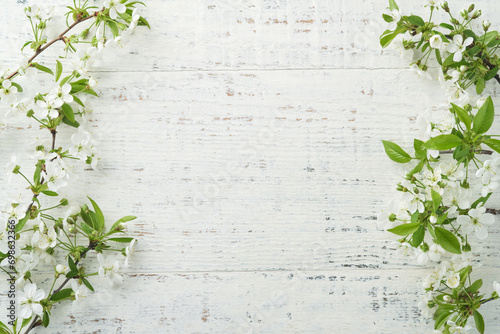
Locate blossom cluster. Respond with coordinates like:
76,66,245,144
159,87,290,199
380,1,500,333
0,1,148,333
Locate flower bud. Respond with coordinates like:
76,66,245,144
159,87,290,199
420,242,429,252
461,9,469,19
443,295,452,302
462,243,472,252
441,2,449,12
12,165,20,174
389,213,397,222
468,4,475,12
483,20,491,31
472,10,481,19
429,215,437,224
59,198,69,206
460,65,468,72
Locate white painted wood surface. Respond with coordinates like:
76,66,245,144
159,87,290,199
2,0,500,333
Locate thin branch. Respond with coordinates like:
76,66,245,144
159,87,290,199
5,10,101,81
439,149,493,155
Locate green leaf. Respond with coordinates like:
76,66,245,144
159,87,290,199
424,134,462,150
439,23,454,30
42,310,49,328
82,278,95,292
407,160,424,177
474,310,485,334
485,66,499,81
10,82,23,93
473,96,494,134
137,16,150,29
387,222,420,236
65,270,78,278
50,288,73,302
80,222,94,236
410,225,425,247
468,279,483,294
431,189,441,211
463,29,477,40
382,14,394,23
32,62,54,76
88,197,105,232
382,140,412,163
407,15,424,27
471,193,492,209
413,139,426,159
62,115,80,128
15,214,29,232
55,60,63,82
108,21,119,37
380,27,407,48
434,309,452,329
61,103,75,123
72,95,84,107
68,255,77,272
107,237,136,243
476,77,485,94
481,31,498,45
41,190,58,196
484,138,500,154
434,226,461,254
435,49,442,65
388,0,399,11
80,206,95,229
450,103,471,129
110,215,137,232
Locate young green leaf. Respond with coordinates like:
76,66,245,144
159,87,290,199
407,15,424,27
387,222,420,236
61,103,75,123
107,237,136,243
42,310,49,327
15,214,29,232
88,197,105,232
434,226,461,254
41,190,58,196
484,138,500,154
476,77,485,95
50,288,73,302
473,96,494,134
68,255,77,272
431,189,441,211
468,279,483,294
474,310,485,334
424,134,462,150
32,62,54,76
82,278,95,292
55,60,63,82
450,103,471,129
410,225,425,247
382,140,412,163
109,215,137,232
388,0,399,11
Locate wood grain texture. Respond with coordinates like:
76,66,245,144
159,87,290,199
2,0,500,333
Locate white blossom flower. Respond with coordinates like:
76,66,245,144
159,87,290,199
429,35,442,49
104,0,126,20
97,253,123,286
71,280,91,306
0,80,18,105
442,185,469,215
447,35,473,62
457,206,495,240
69,126,92,160
428,243,445,261
36,98,60,119
446,272,460,288
447,320,471,333
124,239,137,267
18,283,45,319
493,281,500,296
426,0,444,7
55,263,69,275
476,156,500,184
423,262,447,290
47,83,73,105
410,64,432,80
